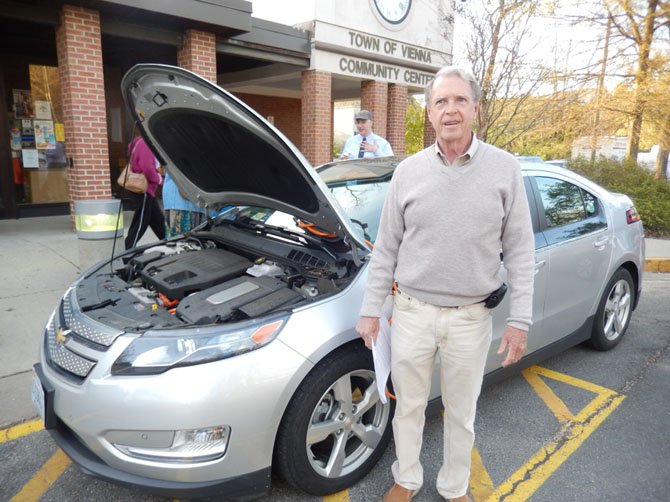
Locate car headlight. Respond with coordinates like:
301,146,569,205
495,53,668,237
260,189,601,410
112,313,288,376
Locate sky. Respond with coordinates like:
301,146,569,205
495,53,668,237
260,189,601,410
250,0,314,25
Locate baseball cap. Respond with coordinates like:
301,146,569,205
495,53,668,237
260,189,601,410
354,110,373,121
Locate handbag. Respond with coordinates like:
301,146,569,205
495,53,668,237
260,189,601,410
117,164,148,194
117,140,148,194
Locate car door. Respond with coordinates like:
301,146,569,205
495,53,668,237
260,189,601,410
530,173,613,341
485,175,550,372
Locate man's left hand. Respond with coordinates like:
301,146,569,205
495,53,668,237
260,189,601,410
497,326,527,367
363,141,378,154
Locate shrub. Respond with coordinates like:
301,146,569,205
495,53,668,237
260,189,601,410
569,157,670,237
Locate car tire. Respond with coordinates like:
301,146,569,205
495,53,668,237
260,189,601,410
274,343,394,495
589,268,635,351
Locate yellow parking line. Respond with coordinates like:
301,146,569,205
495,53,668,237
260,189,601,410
529,365,614,395
522,368,575,423
0,419,43,443
324,490,350,501
470,447,494,500
9,449,71,502
486,370,625,501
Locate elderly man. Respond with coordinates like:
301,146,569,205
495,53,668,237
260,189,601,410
340,109,393,159
356,66,535,501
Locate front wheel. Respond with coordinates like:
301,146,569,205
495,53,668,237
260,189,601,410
274,344,394,495
589,268,634,351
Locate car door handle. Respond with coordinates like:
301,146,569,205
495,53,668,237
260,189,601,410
534,260,546,274
594,237,609,248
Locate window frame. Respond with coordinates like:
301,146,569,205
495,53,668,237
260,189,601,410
526,173,608,248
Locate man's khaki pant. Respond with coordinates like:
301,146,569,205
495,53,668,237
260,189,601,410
390,288,492,499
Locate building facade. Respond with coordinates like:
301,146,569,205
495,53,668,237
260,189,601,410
0,0,452,220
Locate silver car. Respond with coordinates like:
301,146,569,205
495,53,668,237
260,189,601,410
32,65,645,499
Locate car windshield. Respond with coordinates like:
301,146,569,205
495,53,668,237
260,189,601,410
318,159,396,243
214,159,397,245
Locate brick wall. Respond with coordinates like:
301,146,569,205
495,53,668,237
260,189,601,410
361,80,388,138
387,84,407,155
301,70,332,165
234,93,302,149
56,4,111,214
177,29,216,82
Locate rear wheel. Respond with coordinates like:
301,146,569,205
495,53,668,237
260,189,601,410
589,268,634,351
274,344,394,495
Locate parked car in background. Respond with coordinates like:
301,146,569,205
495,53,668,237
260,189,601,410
32,65,645,500
515,155,544,162
545,159,568,168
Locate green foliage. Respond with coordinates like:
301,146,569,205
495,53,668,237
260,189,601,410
569,157,670,236
405,96,425,155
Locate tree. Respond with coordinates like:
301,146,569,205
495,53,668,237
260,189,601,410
604,0,668,160
454,0,554,148
643,54,670,178
405,96,424,155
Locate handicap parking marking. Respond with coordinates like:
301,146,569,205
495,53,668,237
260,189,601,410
1,365,625,502
484,365,626,501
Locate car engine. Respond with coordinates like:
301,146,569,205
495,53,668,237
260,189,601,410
73,226,355,333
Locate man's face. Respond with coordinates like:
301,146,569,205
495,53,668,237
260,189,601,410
355,119,373,137
427,75,479,147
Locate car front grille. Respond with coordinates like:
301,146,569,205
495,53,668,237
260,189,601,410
44,288,124,383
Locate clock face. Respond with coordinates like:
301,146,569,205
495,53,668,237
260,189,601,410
373,0,412,25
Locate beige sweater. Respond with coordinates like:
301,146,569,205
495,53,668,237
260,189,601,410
360,143,535,330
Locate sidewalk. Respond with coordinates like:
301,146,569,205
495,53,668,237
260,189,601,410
0,214,669,428
644,238,670,272
0,213,159,428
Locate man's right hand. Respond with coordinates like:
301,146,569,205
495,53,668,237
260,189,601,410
356,316,380,350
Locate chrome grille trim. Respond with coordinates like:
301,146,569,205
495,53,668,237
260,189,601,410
64,288,124,347
44,288,126,382
46,314,95,379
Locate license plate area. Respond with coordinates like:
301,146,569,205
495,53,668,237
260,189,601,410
31,370,45,421
31,364,57,429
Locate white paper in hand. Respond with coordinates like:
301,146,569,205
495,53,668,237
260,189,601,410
372,314,392,404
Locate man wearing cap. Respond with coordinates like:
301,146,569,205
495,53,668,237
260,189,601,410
340,110,394,160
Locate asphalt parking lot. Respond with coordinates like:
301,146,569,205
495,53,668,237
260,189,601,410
2,272,669,501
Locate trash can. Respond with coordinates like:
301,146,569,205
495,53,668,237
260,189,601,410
74,199,125,270
74,199,123,240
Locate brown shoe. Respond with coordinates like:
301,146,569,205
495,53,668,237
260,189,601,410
383,483,419,502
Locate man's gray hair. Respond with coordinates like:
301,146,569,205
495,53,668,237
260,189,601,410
424,66,482,105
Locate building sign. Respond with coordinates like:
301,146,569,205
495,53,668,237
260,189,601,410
313,21,448,71
313,50,434,87
311,20,446,89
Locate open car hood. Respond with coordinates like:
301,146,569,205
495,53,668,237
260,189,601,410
121,64,367,254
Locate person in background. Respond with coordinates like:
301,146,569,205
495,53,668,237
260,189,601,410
340,110,394,160
124,131,166,250
163,170,205,238
356,66,535,502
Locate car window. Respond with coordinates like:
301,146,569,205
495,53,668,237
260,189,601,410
523,176,547,250
534,176,607,245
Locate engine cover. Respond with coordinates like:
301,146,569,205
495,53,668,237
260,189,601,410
139,248,252,299
176,275,302,324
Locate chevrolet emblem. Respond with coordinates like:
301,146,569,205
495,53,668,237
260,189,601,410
55,327,72,345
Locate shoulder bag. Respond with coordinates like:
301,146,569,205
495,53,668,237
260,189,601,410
117,140,148,194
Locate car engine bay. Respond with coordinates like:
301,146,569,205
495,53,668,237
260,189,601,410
74,225,358,333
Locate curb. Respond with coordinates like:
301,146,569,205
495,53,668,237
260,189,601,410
643,259,670,273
